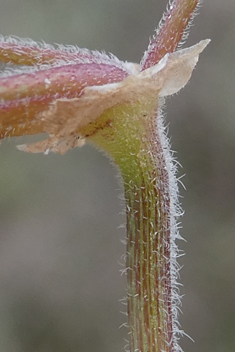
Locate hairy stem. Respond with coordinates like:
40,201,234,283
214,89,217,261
141,0,199,69
81,96,179,352
124,117,175,352
125,146,173,352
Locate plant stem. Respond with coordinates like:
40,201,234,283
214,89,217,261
82,95,179,352
124,120,175,352
141,0,199,69
125,156,173,352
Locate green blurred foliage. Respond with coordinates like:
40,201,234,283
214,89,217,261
0,0,235,351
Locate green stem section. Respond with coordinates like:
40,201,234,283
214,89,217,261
83,97,176,352
125,163,173,352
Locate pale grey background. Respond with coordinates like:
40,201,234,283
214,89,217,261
0,1,234,352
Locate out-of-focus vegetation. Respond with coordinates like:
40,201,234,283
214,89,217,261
0,1,234,351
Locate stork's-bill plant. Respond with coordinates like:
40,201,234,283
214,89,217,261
0,1,209,351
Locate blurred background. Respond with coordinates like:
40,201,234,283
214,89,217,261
0,0,234,351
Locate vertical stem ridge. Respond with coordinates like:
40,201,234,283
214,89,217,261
85,100,180,352
124,120,175,352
